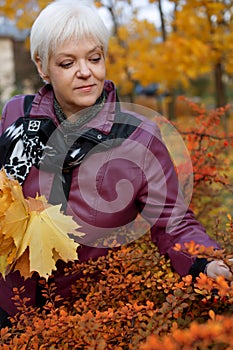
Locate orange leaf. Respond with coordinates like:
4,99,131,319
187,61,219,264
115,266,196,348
209,310,216,320
26,195,50,212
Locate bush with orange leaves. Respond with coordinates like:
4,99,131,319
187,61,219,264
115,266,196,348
0,221,233,350
0,99,233,349
176,98,233,232
140,314,233,350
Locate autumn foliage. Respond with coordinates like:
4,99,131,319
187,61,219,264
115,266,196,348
0,99,233,349
2,231,233,349
0,169,83,279
2,0,233,108
176,98,233,229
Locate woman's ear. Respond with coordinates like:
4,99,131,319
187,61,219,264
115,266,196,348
35,56,50,83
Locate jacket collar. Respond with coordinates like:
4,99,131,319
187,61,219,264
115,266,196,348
30,80,118,135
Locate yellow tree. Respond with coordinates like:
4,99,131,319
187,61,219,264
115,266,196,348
0,0,49,28
96,0,144,100
106,19,160,98
169,0,233,110
97,0,214,118
106,6,210,117
2,0,233,115
105,0,233,117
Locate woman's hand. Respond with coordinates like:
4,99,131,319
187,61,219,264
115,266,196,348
206,260,233,280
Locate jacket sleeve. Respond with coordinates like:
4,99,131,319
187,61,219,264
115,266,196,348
0,95,25,135
137,126,220,277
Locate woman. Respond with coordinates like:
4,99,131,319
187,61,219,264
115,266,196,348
0,0,231,327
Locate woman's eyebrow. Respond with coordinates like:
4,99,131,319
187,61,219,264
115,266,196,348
88,45,104,54
55,45,103,58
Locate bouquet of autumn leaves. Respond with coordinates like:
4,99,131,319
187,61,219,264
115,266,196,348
0,169,83,280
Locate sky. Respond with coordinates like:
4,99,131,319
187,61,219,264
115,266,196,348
98,0,174,31
135,0,174,23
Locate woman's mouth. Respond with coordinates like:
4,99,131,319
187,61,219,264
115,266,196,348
76,84,95,92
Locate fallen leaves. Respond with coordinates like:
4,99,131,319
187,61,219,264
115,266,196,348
0,169,83,279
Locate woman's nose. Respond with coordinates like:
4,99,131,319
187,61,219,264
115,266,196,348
76,61,91,78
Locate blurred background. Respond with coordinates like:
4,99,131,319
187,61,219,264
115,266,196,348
1,0,233,125
0,0,233,241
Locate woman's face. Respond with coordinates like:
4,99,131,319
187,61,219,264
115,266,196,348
36,38,106,117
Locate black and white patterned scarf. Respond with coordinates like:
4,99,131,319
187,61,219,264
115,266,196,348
0,92,106,184
0,117,56,184
0,92,139,186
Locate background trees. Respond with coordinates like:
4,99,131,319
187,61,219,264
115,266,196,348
1,0,233,117
0,2,233,347
0,0,232,226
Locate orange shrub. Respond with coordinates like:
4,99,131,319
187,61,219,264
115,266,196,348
0,223,232,349
1,99,233,349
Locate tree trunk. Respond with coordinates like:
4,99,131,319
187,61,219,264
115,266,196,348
214,62,228,135
157,0,177,119
166,91,176,120
158,0,166,41
214,62,227,108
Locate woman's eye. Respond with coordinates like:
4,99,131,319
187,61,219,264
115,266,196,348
59,61,73,69
89,56,101,63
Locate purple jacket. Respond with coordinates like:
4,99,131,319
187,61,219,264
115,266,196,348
0,81,219,316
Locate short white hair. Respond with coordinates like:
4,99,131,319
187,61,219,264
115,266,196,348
30,0,110,73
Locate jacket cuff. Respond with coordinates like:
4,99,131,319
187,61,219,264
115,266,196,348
188,258,209,280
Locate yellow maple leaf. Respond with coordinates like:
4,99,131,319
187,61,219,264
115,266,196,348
0,255,9,279
0,186,12,216
0,169,29,247
14,249,31,280
26,195,50,212
0,169,17,215
0,235,14,255
16,204,83,279
0,169,29,277
3,199,29,249
0,169,84,280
